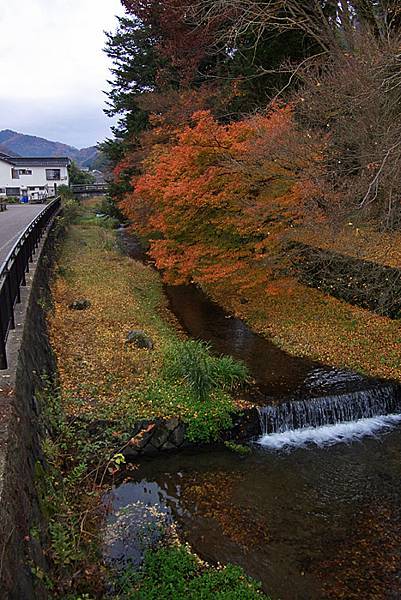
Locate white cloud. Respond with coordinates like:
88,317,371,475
0,0,124,147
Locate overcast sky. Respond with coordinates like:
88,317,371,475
0,0,124,148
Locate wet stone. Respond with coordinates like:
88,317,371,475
125,330,154,350
169,425,185,447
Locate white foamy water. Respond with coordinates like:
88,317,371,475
256,414,401,451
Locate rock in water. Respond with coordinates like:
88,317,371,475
69,299,91,310
126,330,154,349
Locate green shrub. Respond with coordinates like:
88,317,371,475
211,354,249,391
58,184,75,200
116,546,270,599
135,379,235,443
62,198,81,224
163,340,248,401
99,195,124,221
184,390,235,443
76,214,119,229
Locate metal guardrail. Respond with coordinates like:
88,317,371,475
0,199,7,212
0,197,61,369
70,183,108,194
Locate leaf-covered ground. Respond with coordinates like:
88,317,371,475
293,222,401,268
210,279,401,382
48,215,186,420
48,207,248,438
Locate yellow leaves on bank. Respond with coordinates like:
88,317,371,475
48,222,169,419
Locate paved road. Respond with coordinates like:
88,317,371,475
0,204,46,265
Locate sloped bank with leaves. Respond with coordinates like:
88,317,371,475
48,200,250,447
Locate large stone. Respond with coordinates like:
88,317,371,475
150,425,170,449
69,299,91,310
165,417,180,432
125,330,154,350
161,441,177,451
123,447,139,460
169,424,185,447
129,423,155,449
141,443,159,456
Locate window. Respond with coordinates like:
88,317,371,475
11,168,19,179
6,187,20,196
18,169,32,175
46,169,61,181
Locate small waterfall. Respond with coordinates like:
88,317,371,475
257,384,401,450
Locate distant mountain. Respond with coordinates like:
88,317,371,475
0,129,100,168
0,143,19,157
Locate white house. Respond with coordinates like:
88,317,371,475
0,152,70,201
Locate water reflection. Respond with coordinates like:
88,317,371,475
105,434,401,599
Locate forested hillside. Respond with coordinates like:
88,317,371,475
0,129,100,168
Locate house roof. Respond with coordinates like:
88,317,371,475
0,152,70,167
0,152,14,164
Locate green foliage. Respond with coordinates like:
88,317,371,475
137,380,235,443
3,195,19,204
34,384,132,595
135,340,249,442
58,184,75,200
184,390,235,443
163,340,215,401
224,441,251,455
99,195,125,221
48,520,82,566
61,198,81,225
97,215,120,230
76,213,119,230
163,340,248,401
115,545,269,599
68,160,96,185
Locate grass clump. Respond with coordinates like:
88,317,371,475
136,380,236,443
163,340,248,401
151,340,248,442
76,213,119,229
115,546,269,599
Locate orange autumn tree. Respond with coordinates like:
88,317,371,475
121,105,323,292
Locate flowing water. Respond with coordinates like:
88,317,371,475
257,384,401,450
108,231,401,598
105,436,401,599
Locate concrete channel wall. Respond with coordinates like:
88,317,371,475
0,222,59,599
294,242,401,318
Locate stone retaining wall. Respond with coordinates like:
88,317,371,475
0,219,61,599
294,242,401,318
87,407,261,461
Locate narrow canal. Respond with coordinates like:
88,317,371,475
105,230,401,599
